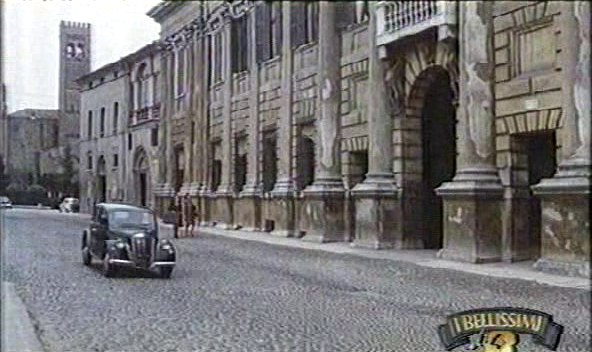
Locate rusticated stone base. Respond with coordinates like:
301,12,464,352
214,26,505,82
233,195,261,231
261,197,295,237
532,184,590,278
210,194,233,230
351,195,400,249
299,191,345,243
437,193,503,264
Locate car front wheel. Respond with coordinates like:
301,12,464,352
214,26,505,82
159,267,173,279
102,253,116,277
81,239,91,266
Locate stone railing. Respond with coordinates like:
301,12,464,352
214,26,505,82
376,1,457,46
129,103,161,126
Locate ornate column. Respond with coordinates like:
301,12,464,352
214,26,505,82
301,2,345,243
164,51,176,194
214,15,234,229
268,2,296,237
198,26,212,226
238,5,262,231
532,1,590,277
436,1,503,263
351,1,400,249
191,29,203,193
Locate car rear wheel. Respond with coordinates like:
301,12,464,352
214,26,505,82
102,253,116,278
81,236,91,266
159,267,173,279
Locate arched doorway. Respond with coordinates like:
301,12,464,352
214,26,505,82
408,67,456,249
133,147,150,206
96,156,107,203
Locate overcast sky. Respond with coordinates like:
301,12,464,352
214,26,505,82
3,0,161,113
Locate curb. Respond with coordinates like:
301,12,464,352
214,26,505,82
1,282,45,352
193,226,591,291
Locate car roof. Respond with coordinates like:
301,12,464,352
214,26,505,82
0,196,9,201
97,202,152,212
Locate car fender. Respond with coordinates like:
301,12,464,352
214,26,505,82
105,240,125,259
156,239,176,262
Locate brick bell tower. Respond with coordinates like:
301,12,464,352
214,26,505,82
58,20,91,144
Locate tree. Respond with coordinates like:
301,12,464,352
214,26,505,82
0,155,9,193
60,144,77,196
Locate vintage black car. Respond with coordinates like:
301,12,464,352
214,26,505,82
81,203,176,278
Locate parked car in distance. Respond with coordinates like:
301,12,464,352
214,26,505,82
81,203,176,278
59,197,79,213
0,196,13,209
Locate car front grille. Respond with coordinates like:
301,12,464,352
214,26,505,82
131,234,153,266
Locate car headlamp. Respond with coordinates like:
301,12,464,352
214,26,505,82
115,241,126,249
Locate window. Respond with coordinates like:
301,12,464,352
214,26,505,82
210,32,223,84
113,154,119,168
128,133,132,150
87,111,93,139
212,160,222,192
88,82,93,89
151,127,158,147
113,102,119,134
175,49,185,97
231,15,249,73
296,136,315,190
291,2,318,48
87,153,92,170
137,63,147,108
256,2,282,63
262,132,277,193
99,108,105,137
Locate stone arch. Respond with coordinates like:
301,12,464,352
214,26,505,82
404,41,458,107
401,63,457,249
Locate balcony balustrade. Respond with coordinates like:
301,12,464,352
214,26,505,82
129,103,161,126
376,1,457,46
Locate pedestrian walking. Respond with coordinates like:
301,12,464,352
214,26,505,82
183,193,194,237
174,195,183,238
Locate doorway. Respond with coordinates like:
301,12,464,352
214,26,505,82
139,172,147,206
420,69,456,249
523,131,556,258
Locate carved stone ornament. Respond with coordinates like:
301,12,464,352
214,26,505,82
384,58,405,117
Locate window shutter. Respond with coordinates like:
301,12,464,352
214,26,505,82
290,2,306,48
256,3,271,63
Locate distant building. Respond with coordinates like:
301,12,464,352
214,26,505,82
1,109,60,183
77,42,161,213
0,21,91,195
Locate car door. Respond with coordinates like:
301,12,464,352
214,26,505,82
90,207,108,257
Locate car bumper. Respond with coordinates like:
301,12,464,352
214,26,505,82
109,259,175,270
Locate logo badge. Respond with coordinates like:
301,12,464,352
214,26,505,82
438,307,564,351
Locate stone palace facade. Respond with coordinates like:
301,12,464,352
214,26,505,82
146,1,590,277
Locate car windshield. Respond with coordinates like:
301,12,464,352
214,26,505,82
64,198,79,204
108,209,155,230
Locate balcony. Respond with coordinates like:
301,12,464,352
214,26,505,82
376,1,457,46
129,103,161,126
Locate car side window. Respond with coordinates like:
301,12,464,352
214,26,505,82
98,209,108,226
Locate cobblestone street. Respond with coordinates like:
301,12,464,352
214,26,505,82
2,208,591,352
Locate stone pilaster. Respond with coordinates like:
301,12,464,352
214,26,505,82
351,2,400,249
436,1,503,263
532,1,590,277
269,2,296,237
198,33,211,227
301,2,345,243
238,6,262,231
213,18,234,229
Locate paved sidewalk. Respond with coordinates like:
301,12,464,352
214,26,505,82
1,282,45,352
159,222,591,290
